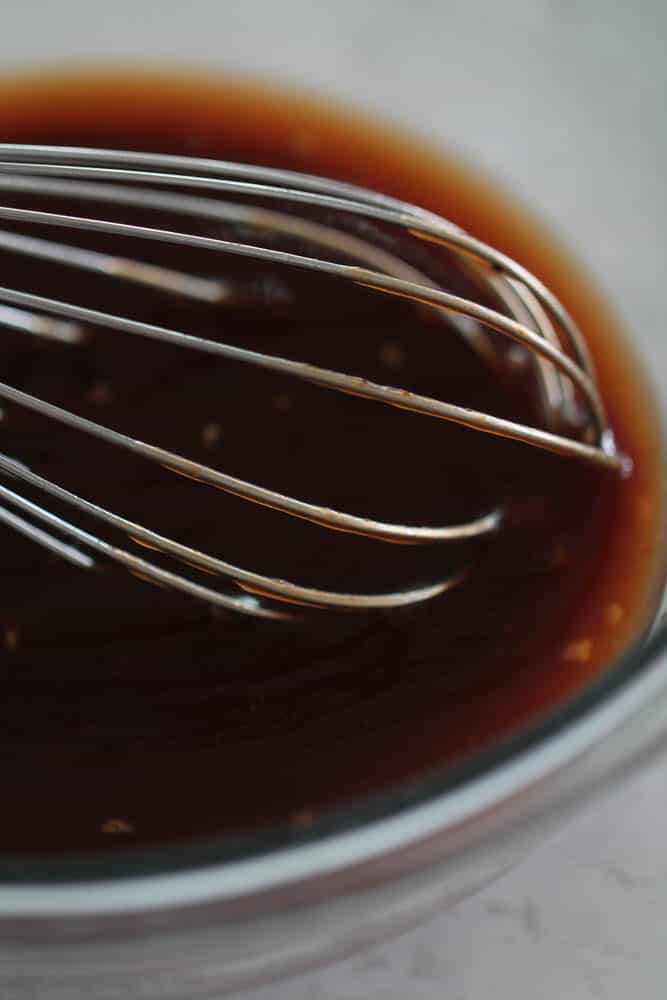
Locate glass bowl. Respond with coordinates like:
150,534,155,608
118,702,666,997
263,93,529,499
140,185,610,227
0,4,665,997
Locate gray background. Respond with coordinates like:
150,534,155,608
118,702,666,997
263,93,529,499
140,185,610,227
1,1,666,997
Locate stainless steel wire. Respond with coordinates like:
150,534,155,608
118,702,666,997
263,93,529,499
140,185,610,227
0,145,625,620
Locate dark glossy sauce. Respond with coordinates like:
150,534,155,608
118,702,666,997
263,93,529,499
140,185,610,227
0,71,663,856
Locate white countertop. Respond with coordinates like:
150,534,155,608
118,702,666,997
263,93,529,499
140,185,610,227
2,1,666,996
243,756,667,999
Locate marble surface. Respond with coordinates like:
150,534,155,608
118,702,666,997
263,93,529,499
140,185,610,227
243,754,667,1000
2,1,667,996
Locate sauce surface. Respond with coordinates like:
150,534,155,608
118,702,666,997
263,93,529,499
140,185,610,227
0,70,663,856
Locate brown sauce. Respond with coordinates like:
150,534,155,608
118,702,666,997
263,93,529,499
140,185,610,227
0,69,664,857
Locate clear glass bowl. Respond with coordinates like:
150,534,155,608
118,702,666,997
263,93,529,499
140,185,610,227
1,4,666,997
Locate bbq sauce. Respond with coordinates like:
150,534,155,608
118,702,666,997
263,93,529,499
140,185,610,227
0,70,663,857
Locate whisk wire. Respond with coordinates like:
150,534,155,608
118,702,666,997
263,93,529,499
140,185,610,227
0,145,623,619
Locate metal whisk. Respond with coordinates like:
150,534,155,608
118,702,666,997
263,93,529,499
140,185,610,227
0,144,625,621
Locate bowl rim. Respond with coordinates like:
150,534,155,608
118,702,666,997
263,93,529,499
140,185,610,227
1,615,666,916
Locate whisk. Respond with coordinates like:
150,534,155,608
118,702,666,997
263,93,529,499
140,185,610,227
0,144,625,621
